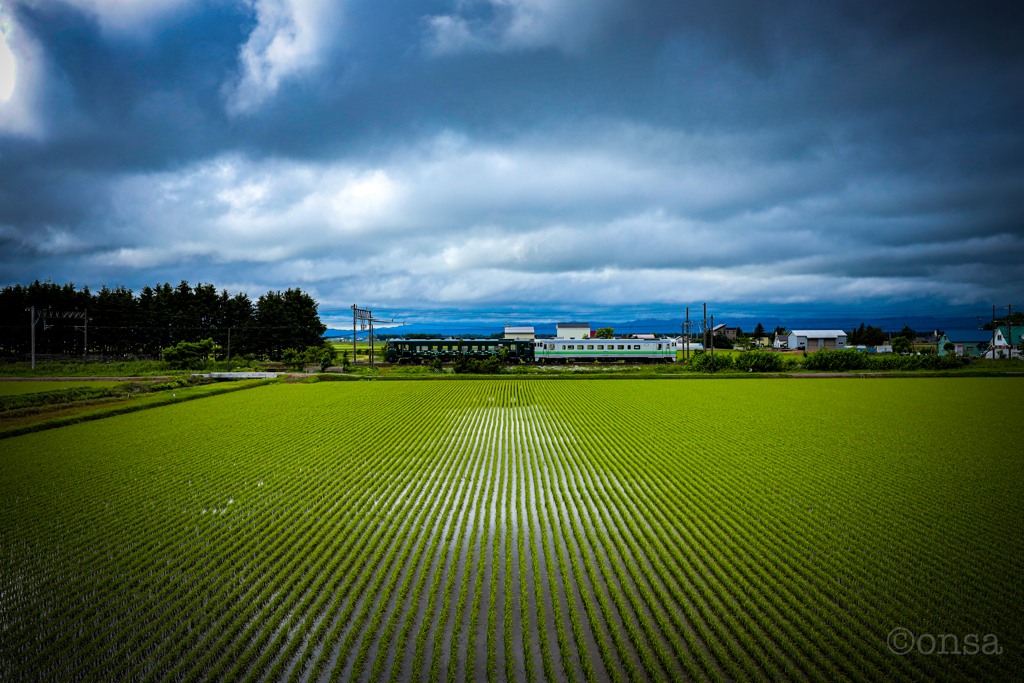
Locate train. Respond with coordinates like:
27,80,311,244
385,337,680,364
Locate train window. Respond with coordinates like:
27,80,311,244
567,345,574,350
634,345,641,350
617,344,624,350
597,345,603,350
658,344,662,350
587,345,594,350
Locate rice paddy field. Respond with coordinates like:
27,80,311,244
1,378,1021,682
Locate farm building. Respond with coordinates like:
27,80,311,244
773,333,789,349
503,326,535,340
556,322,591,339
999,325,1023,348
937,330,995,356
787,330,847,352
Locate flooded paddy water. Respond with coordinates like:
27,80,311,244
1,378,1021,682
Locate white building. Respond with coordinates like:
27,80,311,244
980,329,1019,358
773,334,789,349
787,330,847,352
556,322,591,339
503,326,535,340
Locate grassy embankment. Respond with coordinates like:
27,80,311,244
0,377,275,439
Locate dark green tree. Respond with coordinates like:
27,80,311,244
255,288,327,361
163,338,215,370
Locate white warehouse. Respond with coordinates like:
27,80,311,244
787,330,847,352
556,322,591,339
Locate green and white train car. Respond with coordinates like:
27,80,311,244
534,338,678,363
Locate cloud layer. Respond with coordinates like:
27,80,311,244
1,0,1022,320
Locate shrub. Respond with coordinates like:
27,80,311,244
452,355,504,374
162,338,215,370
803,349,869,371
686,351,734,372
734,350,785,372
805,349,969,372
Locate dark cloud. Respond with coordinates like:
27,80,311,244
0,0,1021,316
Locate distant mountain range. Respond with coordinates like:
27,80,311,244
324,313,984,339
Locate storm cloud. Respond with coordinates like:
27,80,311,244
1,0,1021,324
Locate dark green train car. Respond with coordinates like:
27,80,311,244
385,338,535,364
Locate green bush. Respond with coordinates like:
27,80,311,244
162,339,215,370
452,355,504,374
734,350,786,372
686,351,734,372
804,349,969,372
803,349,869,371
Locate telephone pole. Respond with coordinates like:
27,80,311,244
685,307,690,361
710,314,715,369
991,305,996,359
1006,305,1013,360
27,307,41,369
703,303,707,363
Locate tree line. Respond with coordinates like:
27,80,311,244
0,280,327,361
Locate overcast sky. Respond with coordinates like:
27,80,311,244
0,0,1021,327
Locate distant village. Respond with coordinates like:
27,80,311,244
378,319,1023,359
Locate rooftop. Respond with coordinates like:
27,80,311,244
504,326,535,333
940,330,997,343
789,330,847,337
557,322,590,327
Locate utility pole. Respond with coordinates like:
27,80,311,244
703,303,707,361
74,310,90,361
26,307,50,369
685,307,689,362
992,305,996,359
710,314,715,369
29,307,36,369
1006,305,1013,360
352,305,357,364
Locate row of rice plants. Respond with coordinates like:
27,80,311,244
159,387,443,683
290,385,476,683
543,380,1015,683
550,381,863,681
407,403,493,683
313,390,483,683
445,390,507,683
